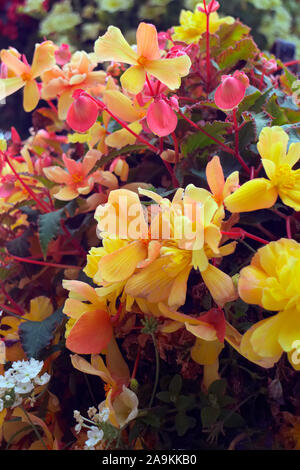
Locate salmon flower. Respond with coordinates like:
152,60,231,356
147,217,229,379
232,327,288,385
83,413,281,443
225,127,300,212
94,22,191,95
41,51,106,120
172,2,234,44
70,338,138,428
62,280,113,354
43,151,105,201
0,41,57,112
238,238,300,368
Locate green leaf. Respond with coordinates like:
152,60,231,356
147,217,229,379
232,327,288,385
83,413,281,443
217,38,258,70
168,374,182,401
216,21,250,52
19,307,65,359
201,406,220,428
38,209,64,258
264,95,287,126
156,391,171,403
208,379,227,398
175,412,196,437
182,122,231,157
6,228,31,257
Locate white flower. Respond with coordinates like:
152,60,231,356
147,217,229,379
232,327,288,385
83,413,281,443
85,426,103,449
75,423,82,434
14,381,34,395
0,374,15,390
0,398,3,412
98,406,110,423
87,407,97,419
34,373,50,386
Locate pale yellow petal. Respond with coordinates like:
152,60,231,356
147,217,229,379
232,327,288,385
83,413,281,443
23,79,40,112
224,178,278,213
94,26,138,65
145,55,191,90
120,65,146,95
201,264,237,307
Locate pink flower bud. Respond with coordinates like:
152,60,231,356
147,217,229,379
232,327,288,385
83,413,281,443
146,99,178,137
198,0,220,14
214,72,249,111
55,44,71,66
67,90,99,133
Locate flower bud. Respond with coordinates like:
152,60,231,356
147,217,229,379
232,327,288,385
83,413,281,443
214,72,249,111
67,90,99,133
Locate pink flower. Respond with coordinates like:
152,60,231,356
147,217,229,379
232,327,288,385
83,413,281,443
66,90,99,133
214,71,249,111
55,44,71,66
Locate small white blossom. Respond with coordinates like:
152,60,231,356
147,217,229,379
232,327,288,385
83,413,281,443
14,381,34,395
85,426,103,449
0,399,3,412
34,373,50,386
87,407,97,419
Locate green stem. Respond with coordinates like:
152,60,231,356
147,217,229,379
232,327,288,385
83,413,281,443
149,333,160,409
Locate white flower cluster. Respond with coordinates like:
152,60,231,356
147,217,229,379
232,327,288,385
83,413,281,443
0,359,50,412
73,405,110,450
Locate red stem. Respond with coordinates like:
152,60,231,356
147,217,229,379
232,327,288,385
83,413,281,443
1,284,25,315
221,230,269,245
8,254,82,270
0,303,25,316
205,9,211,93
131,346,141,380
146,75,155,96
2,151,50,213
84,94,160,154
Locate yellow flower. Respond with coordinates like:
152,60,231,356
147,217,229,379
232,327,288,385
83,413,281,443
0,41,57,112
94,22,191,95
238,238,300,368
172,2,234,44
225,127,300,212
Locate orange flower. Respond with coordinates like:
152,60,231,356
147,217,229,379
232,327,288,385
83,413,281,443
94,22,191,95
0,41,57,112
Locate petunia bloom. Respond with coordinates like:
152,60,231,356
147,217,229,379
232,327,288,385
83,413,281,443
94,22,191,95
225,127,300,212
0,41,57,112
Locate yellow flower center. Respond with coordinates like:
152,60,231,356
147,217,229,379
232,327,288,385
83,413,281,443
274,164,296,190
72,173,83,184
137,55,148,66
21,72,32,82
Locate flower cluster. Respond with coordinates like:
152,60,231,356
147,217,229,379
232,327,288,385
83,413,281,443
0,359,50,412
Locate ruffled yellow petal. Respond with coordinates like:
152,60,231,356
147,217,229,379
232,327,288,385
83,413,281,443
136,22,161,61
105,121,142,148
54,186,78,200
103,90,142,122
0,77,24,101
278,308,300,352
145,55,191,90
240,320,282,368
238,265,267,306
94,26,138,65
120,65,146,95
100,241,147,283
257,126,289,165
191,338,224,365
0,49,28,75
224,178,278,213
286,142,300,168
201,264,237,307
30,41,57,79
23,79,40,112
250,314,284,358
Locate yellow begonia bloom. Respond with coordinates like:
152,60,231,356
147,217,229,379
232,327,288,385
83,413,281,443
238,238,300,368
172,2,234,44
225,127,300,213
94,22,191,95
0,41,57,112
